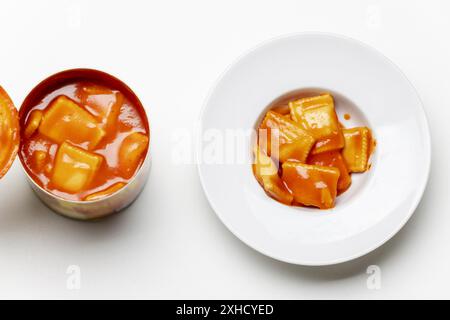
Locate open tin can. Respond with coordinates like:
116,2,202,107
0,69,150,220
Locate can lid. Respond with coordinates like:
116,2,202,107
0,86,20,179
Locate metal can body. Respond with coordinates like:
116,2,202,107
27,155,151,220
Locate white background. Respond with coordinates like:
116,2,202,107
0,0,447,299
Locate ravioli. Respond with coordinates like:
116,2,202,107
78,85,123,135
253,147,293,205
282,162,340,209
253,92,375,210
259,110,315,163
289,93,344,154
308,151,351,193
118,132,149,179
52,142,103,193
24,110,43,139
32,150,47,171
39,96,105,150
342,127,372,172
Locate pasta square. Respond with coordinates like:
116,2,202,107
289,93,344,154
24,110,43,139
52,142,103,193
39,96,105,150
253,147,293,205
259,110,315,163
308,151,352,194
79,85,124,135
342,127,372,172
282,162,340,209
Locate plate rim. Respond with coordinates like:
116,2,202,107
197,32,432,266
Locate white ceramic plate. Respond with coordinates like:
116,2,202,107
197,33,431,266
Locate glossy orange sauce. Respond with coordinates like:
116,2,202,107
20,81,149,201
